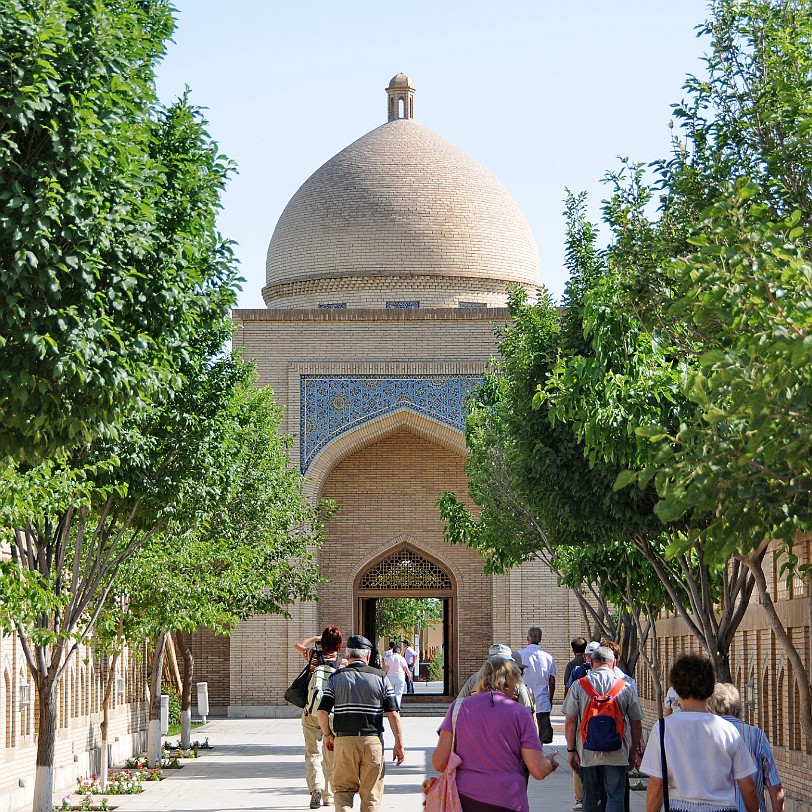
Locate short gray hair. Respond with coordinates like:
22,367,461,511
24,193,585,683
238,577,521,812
592,646,615,665
346,648,371,661
708,682,742,717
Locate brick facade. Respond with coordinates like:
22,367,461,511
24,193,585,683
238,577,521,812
0,635,148,812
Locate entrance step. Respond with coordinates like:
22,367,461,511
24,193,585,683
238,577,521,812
399,696,452,717
399,701,451,717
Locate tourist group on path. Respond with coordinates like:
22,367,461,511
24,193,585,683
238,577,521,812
293,626,784,812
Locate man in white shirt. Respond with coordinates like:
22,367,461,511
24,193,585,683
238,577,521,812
519,626,556,743
402,640,417,694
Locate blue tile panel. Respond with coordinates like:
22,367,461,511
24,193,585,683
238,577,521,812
300,374,482,472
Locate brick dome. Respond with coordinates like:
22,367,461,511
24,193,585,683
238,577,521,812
263,86,541,309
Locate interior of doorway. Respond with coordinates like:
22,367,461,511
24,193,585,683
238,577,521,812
359,597,452,697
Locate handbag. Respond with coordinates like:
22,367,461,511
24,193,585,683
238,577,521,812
425,698,464,812
659,717,670,812
284,650,321,708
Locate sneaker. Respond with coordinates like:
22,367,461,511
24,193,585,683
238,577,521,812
310,790,323,809
573,801,583,811
322,798,333,807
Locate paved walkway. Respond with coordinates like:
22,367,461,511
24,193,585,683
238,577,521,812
62,715,647,812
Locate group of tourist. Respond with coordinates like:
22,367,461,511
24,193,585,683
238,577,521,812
293,627,784,812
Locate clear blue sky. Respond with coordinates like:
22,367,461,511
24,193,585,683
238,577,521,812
155,2,710,309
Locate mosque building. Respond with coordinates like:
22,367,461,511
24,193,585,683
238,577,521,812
191,74,585,712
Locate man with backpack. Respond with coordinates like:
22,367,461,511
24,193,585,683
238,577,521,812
561,646,643,812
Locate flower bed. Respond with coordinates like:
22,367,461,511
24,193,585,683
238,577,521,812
56,796,116,811
75,766,162,797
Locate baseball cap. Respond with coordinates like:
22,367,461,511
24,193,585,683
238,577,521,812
347,635,373,650
584,641,601,656
486,644,526,670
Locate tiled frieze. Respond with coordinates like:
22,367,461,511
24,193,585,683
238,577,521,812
299,374,481,472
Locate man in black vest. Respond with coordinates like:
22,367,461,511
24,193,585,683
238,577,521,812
317,635,405,812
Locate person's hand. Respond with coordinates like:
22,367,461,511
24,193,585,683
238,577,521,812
547,751,559,772
392,742,405,765
324,732,335,752
568,750,580,773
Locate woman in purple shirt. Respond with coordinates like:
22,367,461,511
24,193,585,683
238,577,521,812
432,658,559,812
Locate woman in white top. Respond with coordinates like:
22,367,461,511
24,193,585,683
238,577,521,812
641,654,759,812
383,642,412,707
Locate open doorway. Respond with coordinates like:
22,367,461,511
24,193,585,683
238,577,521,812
359,597,451,695
355,544,456,697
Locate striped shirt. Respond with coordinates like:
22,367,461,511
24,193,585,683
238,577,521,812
318,662,398,736
721,716,781,812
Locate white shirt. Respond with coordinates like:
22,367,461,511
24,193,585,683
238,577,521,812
518,644,556,712
403,645,417,667
640,712,755,811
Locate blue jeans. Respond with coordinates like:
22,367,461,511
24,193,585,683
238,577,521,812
580,764,627,812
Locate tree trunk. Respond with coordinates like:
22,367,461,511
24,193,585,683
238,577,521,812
177,632,194,749
147,632,169,767
740,553,812,743
32,677,57,812
99,650,120,791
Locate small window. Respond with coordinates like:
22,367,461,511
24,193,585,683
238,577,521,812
318,303,347,309
386,300,420,309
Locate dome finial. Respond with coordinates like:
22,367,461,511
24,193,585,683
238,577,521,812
386,73,415,122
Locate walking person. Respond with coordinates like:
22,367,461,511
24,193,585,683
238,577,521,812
294,627,344,808
382,642,411,708
640,655,759,812
432,657,559,812
564,638,588,696
562,646,643,812
708,682,784,812
518,626,556,743
317,635,405,812
403,639,417,694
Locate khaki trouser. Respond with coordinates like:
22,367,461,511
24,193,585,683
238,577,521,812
302,713,334,801
574,768,584,802
332,735,385,812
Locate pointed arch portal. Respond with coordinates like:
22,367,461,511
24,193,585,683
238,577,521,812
355,544,457,697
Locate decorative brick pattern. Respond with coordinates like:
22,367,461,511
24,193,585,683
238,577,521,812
262,275,526,310
300,374,482,472
264,119,541,301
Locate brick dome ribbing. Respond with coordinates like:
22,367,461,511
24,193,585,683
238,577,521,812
263,118,541,308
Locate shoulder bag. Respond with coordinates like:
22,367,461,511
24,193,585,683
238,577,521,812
425,698,464,812
659,717,670,812
284,649,322,708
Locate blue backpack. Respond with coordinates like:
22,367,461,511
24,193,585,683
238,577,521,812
579,677,627,751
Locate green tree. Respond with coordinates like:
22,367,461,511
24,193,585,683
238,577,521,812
546,0,812,737
0,0,237,462
376,598,442,644
91,377,330,767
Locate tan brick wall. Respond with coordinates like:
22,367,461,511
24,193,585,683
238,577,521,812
262,274,523,310
635,537,812,812
0,633,149,812
186,629,230,712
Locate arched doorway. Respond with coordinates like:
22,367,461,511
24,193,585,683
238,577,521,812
355,544,456,697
